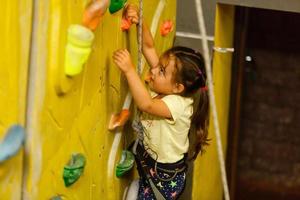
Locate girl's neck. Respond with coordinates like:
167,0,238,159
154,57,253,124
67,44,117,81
154,94,166,99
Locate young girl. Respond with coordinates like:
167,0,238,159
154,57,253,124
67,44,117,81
113,4,209,200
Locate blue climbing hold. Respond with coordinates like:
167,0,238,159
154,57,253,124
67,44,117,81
0,125,25,163
50,196,62,200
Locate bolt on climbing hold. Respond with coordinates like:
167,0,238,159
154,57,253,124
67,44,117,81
160,20,173,36
0,125,25,163
82,0,109,31
63,153,86,187
109,0,127,14
108,109,130,131
116,150,134,177
64,24,95,76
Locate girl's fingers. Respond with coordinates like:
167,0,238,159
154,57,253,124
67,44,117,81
114,49,126,57
127,13,138,19
131,18,138,24
113,55,124,64
118,49,128,57
115,50,123,57
113,58,123,66
127,10,138,15
126,8,138,16
113,49,129,63
112,55,121,63
113,51,124,61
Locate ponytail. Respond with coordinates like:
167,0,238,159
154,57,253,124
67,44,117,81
188,88,210,161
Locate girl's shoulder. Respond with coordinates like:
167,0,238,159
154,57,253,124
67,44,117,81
162,94,193,105
161,94,193,118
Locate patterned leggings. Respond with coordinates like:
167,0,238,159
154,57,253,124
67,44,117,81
137,166,186,200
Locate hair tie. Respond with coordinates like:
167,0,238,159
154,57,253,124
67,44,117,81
200,86,208,92
197,69,202,75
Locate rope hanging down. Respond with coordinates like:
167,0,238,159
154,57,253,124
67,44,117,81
195,0,230,199
137,0,143,75
132,0,144,154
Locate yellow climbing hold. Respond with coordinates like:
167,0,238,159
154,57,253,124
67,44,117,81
64,24,95,76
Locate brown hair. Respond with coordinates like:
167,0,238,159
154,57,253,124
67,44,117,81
163,46,210,160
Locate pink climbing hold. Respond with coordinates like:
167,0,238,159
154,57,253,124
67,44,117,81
160,20,173,36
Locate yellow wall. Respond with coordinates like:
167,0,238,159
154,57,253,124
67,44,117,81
0,0,32,200
192,4,235,200
22,0,176,199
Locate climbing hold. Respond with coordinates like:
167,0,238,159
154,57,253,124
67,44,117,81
82,0,109,31
109,0,127,14
64,24,95,76
63,153,86,187
50,195,62,200
160,20,173,36
121,18,132,31
0,125,25,163
108,109,130,131
116,150,134,177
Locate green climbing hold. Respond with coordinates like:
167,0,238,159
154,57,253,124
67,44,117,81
63,153,86,187
109,0,127,14
116,150,134,178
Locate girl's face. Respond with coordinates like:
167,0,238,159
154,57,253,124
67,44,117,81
146,55,179,95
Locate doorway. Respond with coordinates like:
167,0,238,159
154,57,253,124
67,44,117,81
227,7,300,200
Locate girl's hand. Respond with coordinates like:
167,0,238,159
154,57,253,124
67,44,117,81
113,49,135,74
123,4,139,25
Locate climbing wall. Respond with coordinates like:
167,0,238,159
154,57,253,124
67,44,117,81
0,0,32,199
21,0,176,199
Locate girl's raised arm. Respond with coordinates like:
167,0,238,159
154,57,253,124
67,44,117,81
140,21,159,68
113,49,171,119
124,4,159,68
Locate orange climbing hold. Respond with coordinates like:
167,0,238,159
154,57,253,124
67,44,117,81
108,109,130,131
82,0,109,31
121,18,132,31
160,20,173,36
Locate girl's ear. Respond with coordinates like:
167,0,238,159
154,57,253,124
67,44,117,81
173,83,185,94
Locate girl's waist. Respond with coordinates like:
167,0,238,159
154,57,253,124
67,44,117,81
142,139,188,163
136,142,187,171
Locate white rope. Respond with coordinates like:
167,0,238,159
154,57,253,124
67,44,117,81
194,0,230,199
137,0,143,75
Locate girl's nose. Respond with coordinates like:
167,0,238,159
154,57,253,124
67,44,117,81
145,72,151,83
150,67,158,76
145,69,154,83
150,68,157,79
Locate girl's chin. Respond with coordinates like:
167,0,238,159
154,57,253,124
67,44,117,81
148,84,154,91
145,80,152,88
145,80,157,93
147,84,155,92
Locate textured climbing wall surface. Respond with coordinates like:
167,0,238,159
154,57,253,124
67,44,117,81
23,0,176,199
192,4,234,200
0,0,32,200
